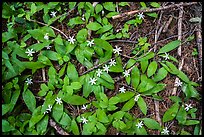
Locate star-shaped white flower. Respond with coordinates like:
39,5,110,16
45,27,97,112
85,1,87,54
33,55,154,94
25,48,35,56
89,77,97,85
82,14,85,21
163,52,170,60
136,121,143,129
161,127,170,135
25,77,33,85
96,69,103,77
44,33,49,40
43,111,49,115
50,11,57,18
103,64,110,73
119,86,126,93
55,97,62,105
46,105,52,112
68,36,76,44
134,94,140,102
87,39,94,47
175,79,182,87
81,104,88,110
123,70,130,77
113,46,122,55
81,116,88,124
45,45,52,49
138,12,144,20
109,59,116,66
184,104,192,111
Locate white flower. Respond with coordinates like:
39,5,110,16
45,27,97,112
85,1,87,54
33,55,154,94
81,104,88,110
163,52,170,60
46,105,52,112
96,69,103,77
44,33,49,40
25,48,35,56
55,97,63,105
136,121,143,129
109,59,116,66
184,104,192,111
43,111,49,114
89,77,97,85
138,12,144,20
113,46,122,55
123,70,130,77
50,11,57,18
81,116,88,124
45,45,52,49
68,36,76,44
25,78,33,85
175,79,182,87
134,94,140,102
161,127,170,135
82,14,85,21
103,64,110,73
119,86,126,93
87,39,94,47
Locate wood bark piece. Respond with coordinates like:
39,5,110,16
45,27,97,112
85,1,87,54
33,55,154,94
196,24,202,80
112,2,197,20
49,118,69,135
163,16,174,33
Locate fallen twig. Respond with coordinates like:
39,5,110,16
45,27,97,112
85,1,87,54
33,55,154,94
195,23,202,81
112,2,197,20
172,2,184,96
29,19,69,39
162,16,174,33
49,118,69,135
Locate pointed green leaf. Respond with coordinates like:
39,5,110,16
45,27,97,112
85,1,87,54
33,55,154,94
67,62,79,82
142,118,161,129
153,67,168,82
71,119,80,135
158,40,181,54
131,66,140,90
62,95,88,105
121,98,135,111
140,60,148,73
147,61,158,77
163,102,179,122
137,96,147,115
87,22,102,31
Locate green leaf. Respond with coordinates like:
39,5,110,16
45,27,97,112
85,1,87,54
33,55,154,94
140,60,149,73
2,104,11,116
142,118,161,129
137,52,154,61
51,103,63,122
59,112,71,126
101,71,114,84
169,96,182,103
96,25,113,34
22,89,36,113
2,119,15,132
136,126,147,135
94,38,113,51
71,82,82,90
71,119,80,135
121,98,135,111
176,106,187,125
137,96,147,115
97,77,114,89
95,4,103,14
42,50,58,61
126,58,137,69
103,2,115,11
109,96,120,105
31,3,37,14
109,56,123,72
87,22,102,31
83,74,93,98
29,106,44,128
63,95,88,105
96,109,109,123
36,115,49,135
147,61,158,77
158,40,181,54
59,64,67,77
69,2,77,10
116,91,135,103
76,28,88,43
95,122,107,135
67,62,79,82
165,61,179,75
150,2,160,8
162,102,179,122
177,70,190,83
54,34,63,45
119,2,129,7
184,120,200,125
153,67,168,82
68,16,84,27
131,66,140,90
194,124,200,135
180,130,192,135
